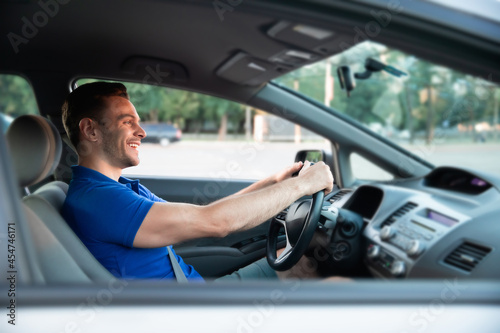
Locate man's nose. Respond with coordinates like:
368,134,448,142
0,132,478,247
137,124,147,138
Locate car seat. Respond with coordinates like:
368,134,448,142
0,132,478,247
6,115,114,283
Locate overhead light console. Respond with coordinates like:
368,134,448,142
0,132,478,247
215,20,355,86
267,21,338,55
215,52,282,86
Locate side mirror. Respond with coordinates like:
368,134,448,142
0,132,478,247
294,150,324,163
293,150,327,177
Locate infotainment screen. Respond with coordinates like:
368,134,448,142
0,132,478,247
426,209,457,227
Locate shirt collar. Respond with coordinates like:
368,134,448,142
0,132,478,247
118,175,140,193
71,165,141,193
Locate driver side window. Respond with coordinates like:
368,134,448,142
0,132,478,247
77,79,331,181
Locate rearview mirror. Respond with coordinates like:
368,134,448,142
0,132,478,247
337,66,355,97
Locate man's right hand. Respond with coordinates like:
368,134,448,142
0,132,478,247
296,161,334,196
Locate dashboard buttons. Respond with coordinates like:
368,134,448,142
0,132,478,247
390,260,406,277
332,241,351,261
367,245,381,259
407,240,425,257
366,245,406,278
380,226,396,241
390,235,410,251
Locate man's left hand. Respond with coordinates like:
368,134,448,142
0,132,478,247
273,161,304,183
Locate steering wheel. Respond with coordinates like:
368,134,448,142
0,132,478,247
266,190,325,271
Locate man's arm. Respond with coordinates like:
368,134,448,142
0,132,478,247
133,162,333,248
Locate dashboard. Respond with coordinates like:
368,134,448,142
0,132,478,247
327,166,500,279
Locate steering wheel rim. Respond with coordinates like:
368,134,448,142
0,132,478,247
266,191,325,271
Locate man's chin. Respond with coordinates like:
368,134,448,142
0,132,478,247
121,159,140,169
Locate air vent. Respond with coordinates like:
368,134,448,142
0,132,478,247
444,242,492,272
380,202,417,228
329,190,351,204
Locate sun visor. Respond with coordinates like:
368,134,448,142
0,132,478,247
216,52,288,86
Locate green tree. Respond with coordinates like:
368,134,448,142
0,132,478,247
0,75,38,116
198,94,245,139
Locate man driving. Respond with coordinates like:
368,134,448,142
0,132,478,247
61,82,333,281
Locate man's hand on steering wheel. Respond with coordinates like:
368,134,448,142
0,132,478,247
267,161,333,271
273,161,304,183
297,161,334,195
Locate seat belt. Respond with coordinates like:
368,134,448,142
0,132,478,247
167,246,188,283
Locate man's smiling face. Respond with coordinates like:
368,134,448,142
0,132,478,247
98,96,147,169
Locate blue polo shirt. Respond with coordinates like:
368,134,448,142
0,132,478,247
61,165,203,281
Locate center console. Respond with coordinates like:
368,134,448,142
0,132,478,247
364,199,467,278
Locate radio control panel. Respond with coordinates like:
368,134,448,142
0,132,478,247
366,204,466,278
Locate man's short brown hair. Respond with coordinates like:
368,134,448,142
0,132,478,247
62,82,129,149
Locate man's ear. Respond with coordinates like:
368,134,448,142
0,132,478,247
79,118,100,142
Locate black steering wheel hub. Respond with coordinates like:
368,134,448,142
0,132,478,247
285,200,313,245
267,191,324,271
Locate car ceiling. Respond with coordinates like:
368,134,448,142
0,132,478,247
1,0,499,129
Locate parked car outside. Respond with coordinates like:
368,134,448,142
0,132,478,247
139,122,181,146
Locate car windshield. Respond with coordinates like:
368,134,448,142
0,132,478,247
273,41,500,176
417,0,500,24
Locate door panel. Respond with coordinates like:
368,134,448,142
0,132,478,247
136,176,253,204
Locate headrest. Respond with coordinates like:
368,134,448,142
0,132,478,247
6,115,62,188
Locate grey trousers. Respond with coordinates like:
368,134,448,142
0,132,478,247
213,257,278,282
